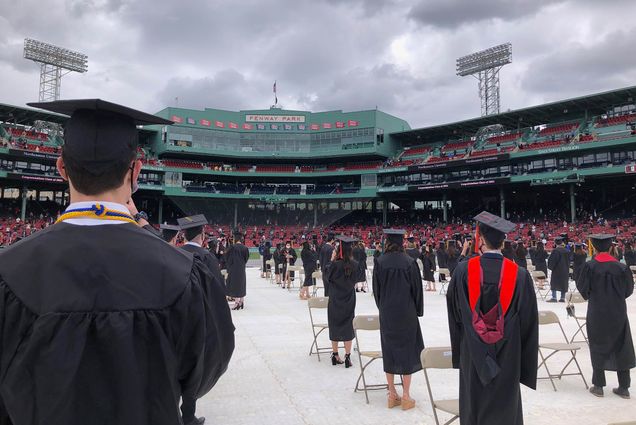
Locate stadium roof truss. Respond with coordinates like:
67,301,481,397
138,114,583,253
0,102,68,126
393,85,636,145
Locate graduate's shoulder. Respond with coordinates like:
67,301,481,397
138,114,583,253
377,252,415,269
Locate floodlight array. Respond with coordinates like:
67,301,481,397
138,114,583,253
24,38,88,73
456,43,511,76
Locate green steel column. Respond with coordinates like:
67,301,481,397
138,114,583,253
382,200,388,227
500,187,506,219
442,194,448,223
158,197,163,224
570,184,576,223
20,186,27,222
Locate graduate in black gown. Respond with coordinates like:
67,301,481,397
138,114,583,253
179,214,224,287
533,241,549,275
325,236,363,368
436,241,448,282
225,231,250,310
577,234,635,399
319,234,335,296
273,243,283,284
547,237,570,302
514,241,528,269
447,211,538,425
571,243,587,283
160,223,181,245
353,240,368,292
281,240,298,288
624,242,636,267
421,244,436,291
0,99,234,425
300,241,318,300
373,229,423,411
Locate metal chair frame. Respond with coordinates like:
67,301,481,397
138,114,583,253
307,297,331,361
566,292,589,345
421,347,460,425
438,268,451,295
537,310,589,391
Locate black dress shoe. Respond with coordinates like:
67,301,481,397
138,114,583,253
589,386,604,397
613,387,630,399
185,417,205,425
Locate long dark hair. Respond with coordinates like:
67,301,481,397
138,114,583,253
384,241,404,253
537,241,545,252
336,242,355,277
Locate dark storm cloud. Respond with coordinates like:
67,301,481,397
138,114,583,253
408,0,562,28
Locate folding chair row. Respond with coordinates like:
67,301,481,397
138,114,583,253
311,270,323,297
531,270,550,300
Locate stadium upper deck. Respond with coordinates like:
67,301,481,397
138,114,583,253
1,86,635,226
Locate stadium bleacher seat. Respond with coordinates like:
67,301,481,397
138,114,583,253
595,113,636,128
539,122,579,136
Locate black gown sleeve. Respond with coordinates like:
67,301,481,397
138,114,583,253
175,258,235,400
575,262,591,300
372,261,381,308
547,251,557,270
409,261,423,317
446,269,463,369
624,265,635,299
518,270,539,389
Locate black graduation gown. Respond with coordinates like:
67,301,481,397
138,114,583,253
181,243,224,287
301,248,318,287
325,259,362,341
437,249,449,269
353,246,367,282
571,252,587,283
548,247,570,292
421,251,436,281
533,249,548,275
281,248,297,278
406,247,420,261
576,257,635,372
514,248,528,269
447,254,538,425
624,249,636,267
273,248,282,275
225,243,249,297
319,243,334,296
0,222,235,425
372,252,424,374
448,252,460,276
528,247,536,266
262,247,272,271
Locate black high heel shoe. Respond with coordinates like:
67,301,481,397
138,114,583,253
232,303,244,311
344,353,352,368
331,352,344,365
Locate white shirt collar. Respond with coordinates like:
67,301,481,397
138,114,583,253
483,249,503,256
185,241,202,248
62,201,132,226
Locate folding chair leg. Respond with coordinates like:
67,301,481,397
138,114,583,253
572,354,589,389
538,349,558,391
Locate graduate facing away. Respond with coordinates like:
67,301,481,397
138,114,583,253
0,99,235,425
446,211,539,425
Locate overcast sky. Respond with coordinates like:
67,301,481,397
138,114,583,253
1,0,635,128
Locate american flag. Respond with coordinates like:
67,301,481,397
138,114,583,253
273,81,278,105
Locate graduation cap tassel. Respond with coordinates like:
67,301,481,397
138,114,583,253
588,238,593,257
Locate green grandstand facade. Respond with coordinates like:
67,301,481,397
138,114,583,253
1,86,636,226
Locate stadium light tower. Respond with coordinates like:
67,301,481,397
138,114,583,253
23,38,88,102
456,43,512,116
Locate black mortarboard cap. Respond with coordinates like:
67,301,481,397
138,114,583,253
555,237,564,244
589,234,614,252
384,228,406,244
177,214,208,230
473,211,515,234
27,99,172,172
336,235,357,244
159,223,180,242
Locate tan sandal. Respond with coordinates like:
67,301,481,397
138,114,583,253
388,394,401,409
401,398,416,411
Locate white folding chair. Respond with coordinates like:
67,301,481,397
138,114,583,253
287,265,303,291
307,297,330,361
438,268,451,295
421,347,460,425
312,270,323,297
566,292,588,345
531,270,549,300
266,259,275,283
537,310,588,391
352,315,402,403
